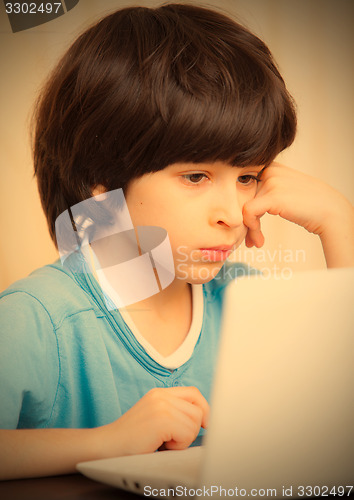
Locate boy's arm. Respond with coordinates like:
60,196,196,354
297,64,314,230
0,386,209,480
0,427,102,479
243,163,354,268
317,210,354,268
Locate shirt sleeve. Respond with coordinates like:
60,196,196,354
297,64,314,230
0,291,60,429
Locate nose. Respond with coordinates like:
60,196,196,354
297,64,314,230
210,184,244,229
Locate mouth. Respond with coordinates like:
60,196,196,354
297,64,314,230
199,245,235,262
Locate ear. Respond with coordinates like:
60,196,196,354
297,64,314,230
91,184,106,197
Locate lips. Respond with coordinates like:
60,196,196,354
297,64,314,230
201,245,234,251
199,244,235,262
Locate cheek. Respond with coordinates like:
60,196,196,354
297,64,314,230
128,201,176,230
125,190,159,224
238,186,258,206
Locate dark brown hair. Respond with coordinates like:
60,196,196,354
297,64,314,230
33,3,297,245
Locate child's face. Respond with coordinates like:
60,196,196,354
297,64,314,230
125,161,264,284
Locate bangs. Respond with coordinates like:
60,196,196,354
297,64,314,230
146,54,296,169
103,4,297,178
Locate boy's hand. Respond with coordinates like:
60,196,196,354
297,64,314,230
0,387,208,480
242,162,354,267
97,386,209,457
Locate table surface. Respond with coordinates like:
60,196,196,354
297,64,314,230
0,473,140,500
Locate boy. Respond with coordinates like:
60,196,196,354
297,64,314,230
0,3,353,480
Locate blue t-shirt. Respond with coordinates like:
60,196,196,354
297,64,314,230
0,255,253,430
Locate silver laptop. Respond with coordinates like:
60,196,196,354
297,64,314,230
77,268,354,498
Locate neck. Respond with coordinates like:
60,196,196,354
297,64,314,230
122,276,191,320
120,275,194,357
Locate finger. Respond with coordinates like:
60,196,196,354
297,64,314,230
165,386,209,428
245,227,264,248
158,403,203,450
165,394,206,431
243,196,282,228
245,230,254,248
242,202,264,230
163,413,201,450
245,217,265,248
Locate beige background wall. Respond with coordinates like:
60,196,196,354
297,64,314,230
0,0,353,291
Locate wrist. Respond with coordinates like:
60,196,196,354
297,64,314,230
317,196,354,238
89,424,115,460
91,420,131,460
318,204,354,268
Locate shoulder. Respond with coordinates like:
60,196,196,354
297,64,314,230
0,259,95,329
203,261,259,297
0,263,74,428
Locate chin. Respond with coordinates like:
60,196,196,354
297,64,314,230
178,262,225,285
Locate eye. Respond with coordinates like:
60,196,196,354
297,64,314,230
237,174,259,186
182,173,208,185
